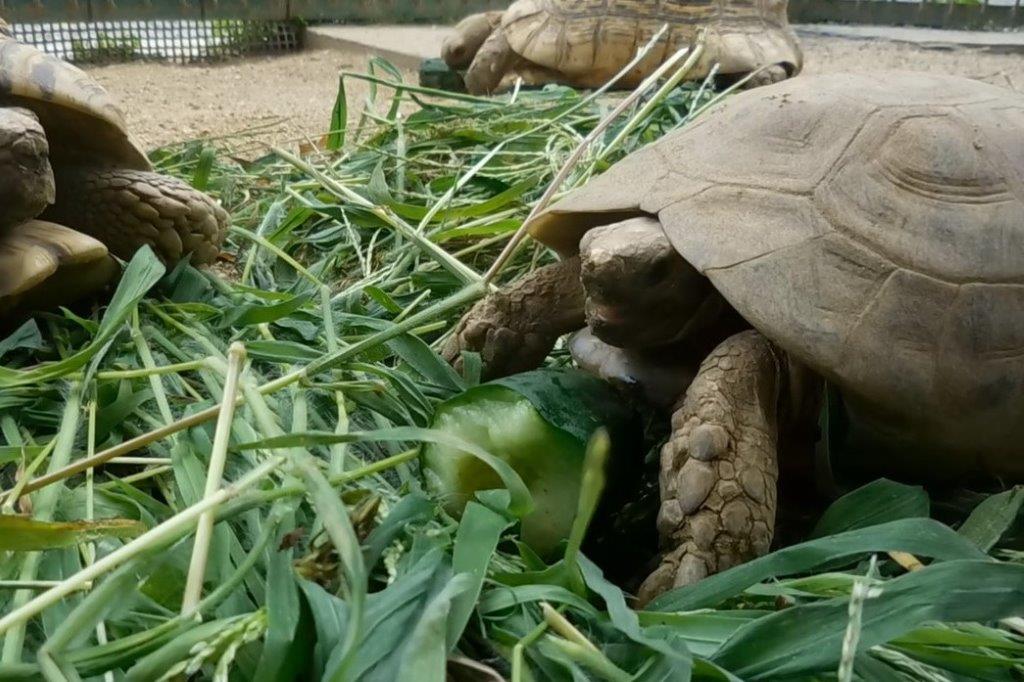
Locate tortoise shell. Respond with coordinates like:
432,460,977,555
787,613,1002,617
531,71,1024,466
0,22,150,170
502,0,803,85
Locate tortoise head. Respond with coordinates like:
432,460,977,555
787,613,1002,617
442,11,502,69
579,216,712,349
0,107,55,228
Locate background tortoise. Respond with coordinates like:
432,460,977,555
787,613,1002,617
443,71,1024,602
442,0,803,95
0,19,228,322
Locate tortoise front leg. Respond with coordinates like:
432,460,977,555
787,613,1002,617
443,256,585,380
637,330,785,605
42,166,229,266
442,11,504,69
464,28,521,95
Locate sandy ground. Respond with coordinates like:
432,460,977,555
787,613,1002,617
86,49,417,153
85,35,1024,153
797,34,1023,90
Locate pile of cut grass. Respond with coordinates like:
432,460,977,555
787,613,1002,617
0,57,1022,682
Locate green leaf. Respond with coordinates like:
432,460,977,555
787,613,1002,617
125,616,249,681
0,320,44,360
238,428,533,519
396,574,474,681
0,515,145,551
0,445,43,466
579,554,693,675
649,519,987,612
478,584,599,617
712,560,1024,679
958,486,1024,552
363,493,434,569
298,580,350,678
191,146,216,190
637,611,768,659
343,546,453,680
447,500,513,648
222,294,313,328
812,478,930,538
385,334,466,393
326,74,348,151
246,340,323,364
0,247,165,388
388,179,535,223
364,286,403,314
254,517,308,682
366,163,393,205
95,384,155,443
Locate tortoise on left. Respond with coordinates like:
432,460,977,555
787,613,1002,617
0,19,228,323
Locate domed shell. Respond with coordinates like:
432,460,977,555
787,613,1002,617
502,0,802,86
0,28,150,170
531,71,1024,454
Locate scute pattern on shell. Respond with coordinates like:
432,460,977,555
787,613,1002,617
0,30,150,169
503,0,802,84
532,70,1024,471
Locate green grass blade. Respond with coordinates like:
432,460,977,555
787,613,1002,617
811,479,930,538
326,74,348,151
0,516,144,551
238,428,533,519
713,560,1024,679
649,519,987,612
958,486,1024,552
447,501,513,649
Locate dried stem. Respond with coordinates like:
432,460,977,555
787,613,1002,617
180,342,247,617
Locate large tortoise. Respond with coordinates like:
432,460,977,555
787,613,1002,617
442,0,803,95
443,71,1024,603
0,20,228,321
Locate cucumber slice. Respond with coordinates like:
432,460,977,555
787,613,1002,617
422,368,639,557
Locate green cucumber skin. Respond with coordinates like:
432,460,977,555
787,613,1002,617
422,369,643,558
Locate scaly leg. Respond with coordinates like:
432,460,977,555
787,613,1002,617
43,166,229,266
442,11,504,69
442,256,585,380
464,27,520,96
637,330,785,605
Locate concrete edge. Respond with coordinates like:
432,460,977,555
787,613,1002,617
305,28,425,69
794,25,1024,54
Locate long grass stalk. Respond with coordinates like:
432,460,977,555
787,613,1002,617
482,34,706,283
180,342,247,617
2,382,83,664
7,280,483,497
0,455,286,637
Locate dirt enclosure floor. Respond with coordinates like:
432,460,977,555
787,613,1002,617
86,34,1024,153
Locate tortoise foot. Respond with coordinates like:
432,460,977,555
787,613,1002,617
442,256,585,380
743,64,791,89
637,330,781,606
0,220,118,323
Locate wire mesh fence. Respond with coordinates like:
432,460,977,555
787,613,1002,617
9,19,300,64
